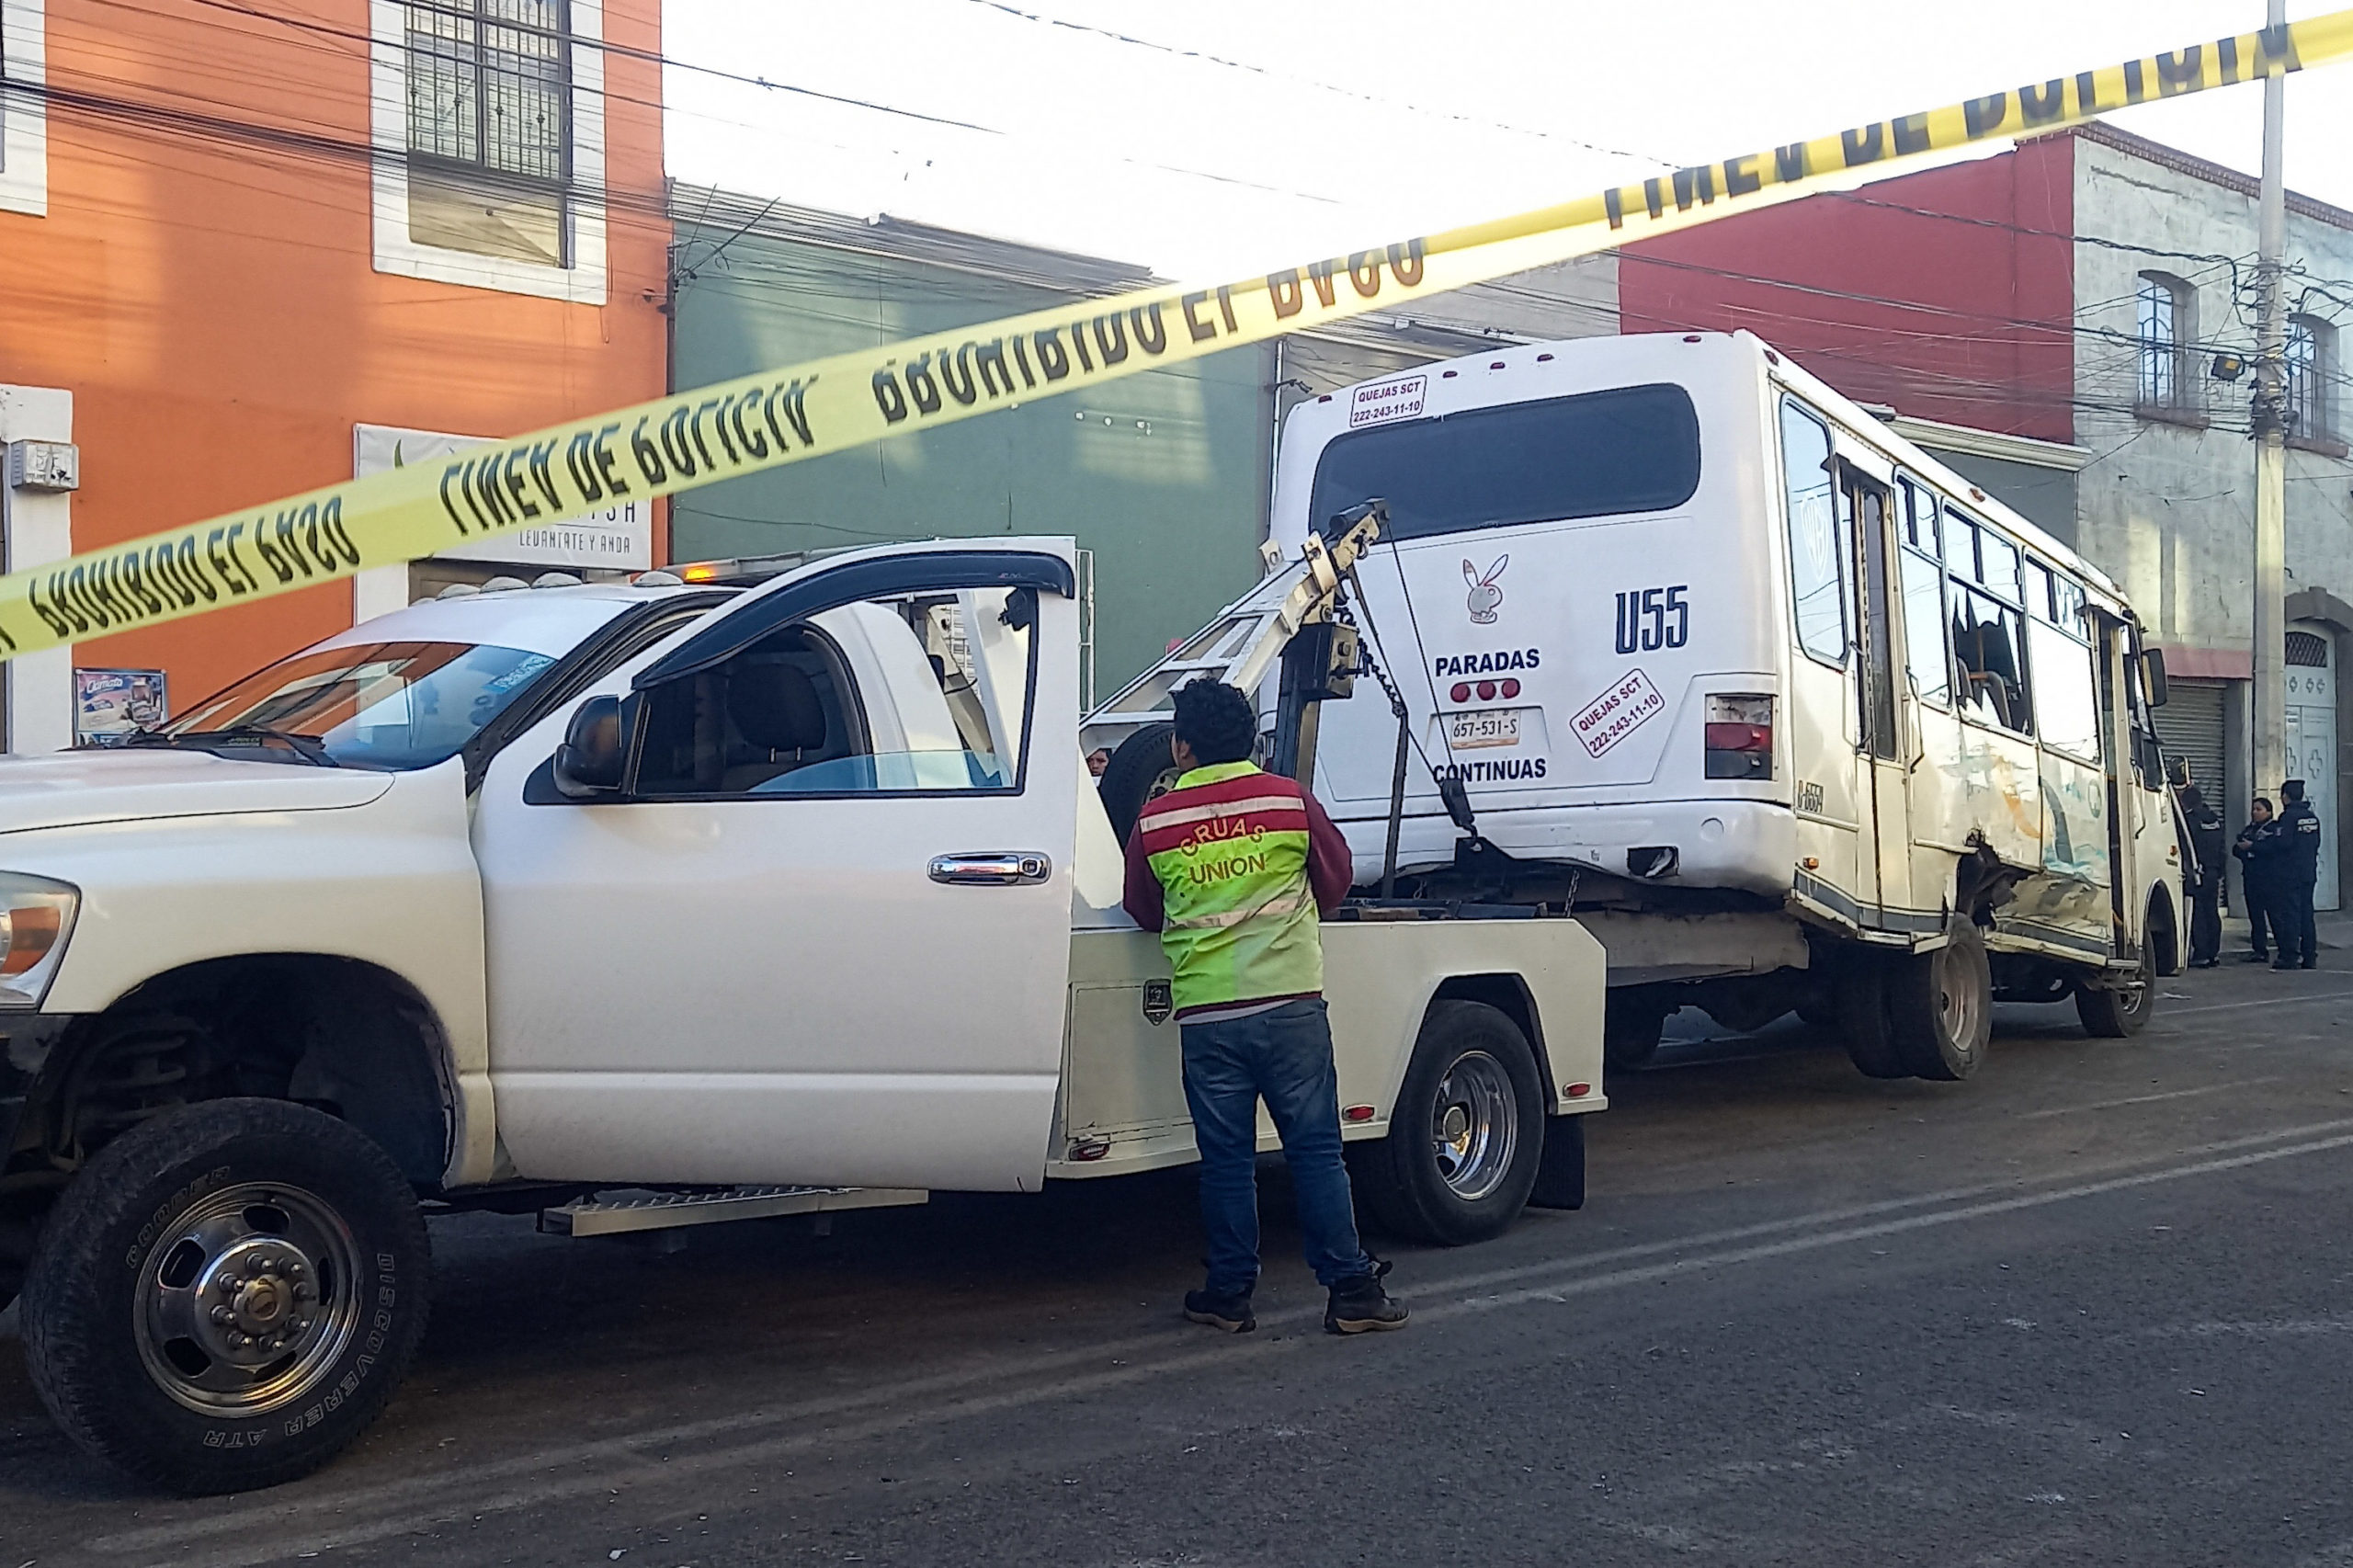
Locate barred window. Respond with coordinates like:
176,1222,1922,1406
404,1,573,267
2136,273,2194,411
2287,315,2336,444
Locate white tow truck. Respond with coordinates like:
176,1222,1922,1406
0,521,1603,1494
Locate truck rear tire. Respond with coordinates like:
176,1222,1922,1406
1352,1001,1545,1246
2075,943,2155,1039
1097,722,1180,845
1888,920,1992,1081
20,1097,431,1495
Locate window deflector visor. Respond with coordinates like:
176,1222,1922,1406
636,551,1075,689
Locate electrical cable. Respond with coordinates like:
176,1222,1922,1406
956,0,1667,169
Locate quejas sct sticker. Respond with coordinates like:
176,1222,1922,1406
0,13,2346,662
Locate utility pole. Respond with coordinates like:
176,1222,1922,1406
2252,0,2290,805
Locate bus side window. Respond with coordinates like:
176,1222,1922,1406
1779,400,1847,665
1896,477,1949,707
1950,586,2033,737
1899,477,1939,553
1899,544,1950,707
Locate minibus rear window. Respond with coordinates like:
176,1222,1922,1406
1307,383,1702,540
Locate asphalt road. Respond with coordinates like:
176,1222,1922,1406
6,944,2353,1567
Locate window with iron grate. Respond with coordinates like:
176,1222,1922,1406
403,0,573,267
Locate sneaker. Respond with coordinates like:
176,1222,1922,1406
1324,1260,1409,1335
2303,958,2319,970
2242,952,2272,964
1183,1286,1256,1334
2274,960,2299,971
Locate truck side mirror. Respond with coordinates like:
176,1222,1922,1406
2141,647,2170,708
553,694,628,798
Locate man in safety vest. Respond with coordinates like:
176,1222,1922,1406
1121,679,1407,1336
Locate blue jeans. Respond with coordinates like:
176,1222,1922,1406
1179,998,1375,1294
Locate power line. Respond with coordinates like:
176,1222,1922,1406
956,0,1671,170
103,0,1352,206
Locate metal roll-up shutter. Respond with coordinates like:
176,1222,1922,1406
2153,678,2228,796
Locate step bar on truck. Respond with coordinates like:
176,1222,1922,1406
538,1185,929,1238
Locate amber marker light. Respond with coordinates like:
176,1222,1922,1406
0,873,79,1006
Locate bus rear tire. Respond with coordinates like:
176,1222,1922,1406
1602,994,1670,1071
1833,949,1911,1079
1889,920,1992,1081
1352,1001,1544,1246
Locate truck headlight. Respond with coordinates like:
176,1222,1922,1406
0,872,78,1008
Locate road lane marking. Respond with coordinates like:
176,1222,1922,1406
2154,988,2353,1019
2017,1079,2277,1119
1437,1128,2353,1318
85,1118,2353,1566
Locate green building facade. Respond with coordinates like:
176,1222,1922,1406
667,189,1278,699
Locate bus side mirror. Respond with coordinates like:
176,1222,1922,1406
2141,647,2170,709
554,694,629,797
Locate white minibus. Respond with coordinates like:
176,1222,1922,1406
1102,331,2181,1082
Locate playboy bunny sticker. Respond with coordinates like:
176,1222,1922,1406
1463,556,1507,624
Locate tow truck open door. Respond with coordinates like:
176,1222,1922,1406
472,540,1084,1192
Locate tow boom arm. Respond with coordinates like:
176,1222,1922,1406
1081,503,1384,755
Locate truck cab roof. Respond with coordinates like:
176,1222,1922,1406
313,581,737,660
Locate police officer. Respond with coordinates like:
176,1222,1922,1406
2234,798,2279,963
2178,784,2226,967
1121,679,1408,1336
2268,778,2323,971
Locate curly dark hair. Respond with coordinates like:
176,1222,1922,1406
1171,679,1257,766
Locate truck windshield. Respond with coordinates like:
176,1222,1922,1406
1308,381,1701,540
150,641,559,770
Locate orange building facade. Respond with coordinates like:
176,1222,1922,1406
0,0,668,746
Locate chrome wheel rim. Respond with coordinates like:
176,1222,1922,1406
133,1181,363,1418
1932,940,1984,1053
1430,1050,1518,1202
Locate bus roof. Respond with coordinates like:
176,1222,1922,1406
1285,330,2131,618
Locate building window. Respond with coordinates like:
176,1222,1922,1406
369,0,607,302
2287,315,2336,446
2136,273,2196,415
0,0,48,218
403,1,572,267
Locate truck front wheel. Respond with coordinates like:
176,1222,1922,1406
21,1098,430,1494
1351,1001,1545,1246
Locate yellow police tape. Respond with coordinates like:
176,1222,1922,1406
10,12,2351,662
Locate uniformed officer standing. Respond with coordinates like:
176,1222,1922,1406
2234,799,2280,963
2178,784,2226,968
1121,679,1408,1337
2267,779,2324,971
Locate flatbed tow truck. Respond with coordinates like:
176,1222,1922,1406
0,509,1602,1493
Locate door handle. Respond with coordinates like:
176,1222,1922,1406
928,851,1052,886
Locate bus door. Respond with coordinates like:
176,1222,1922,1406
1841,462,1913,919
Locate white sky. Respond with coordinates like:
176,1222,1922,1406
664,1,2353,280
